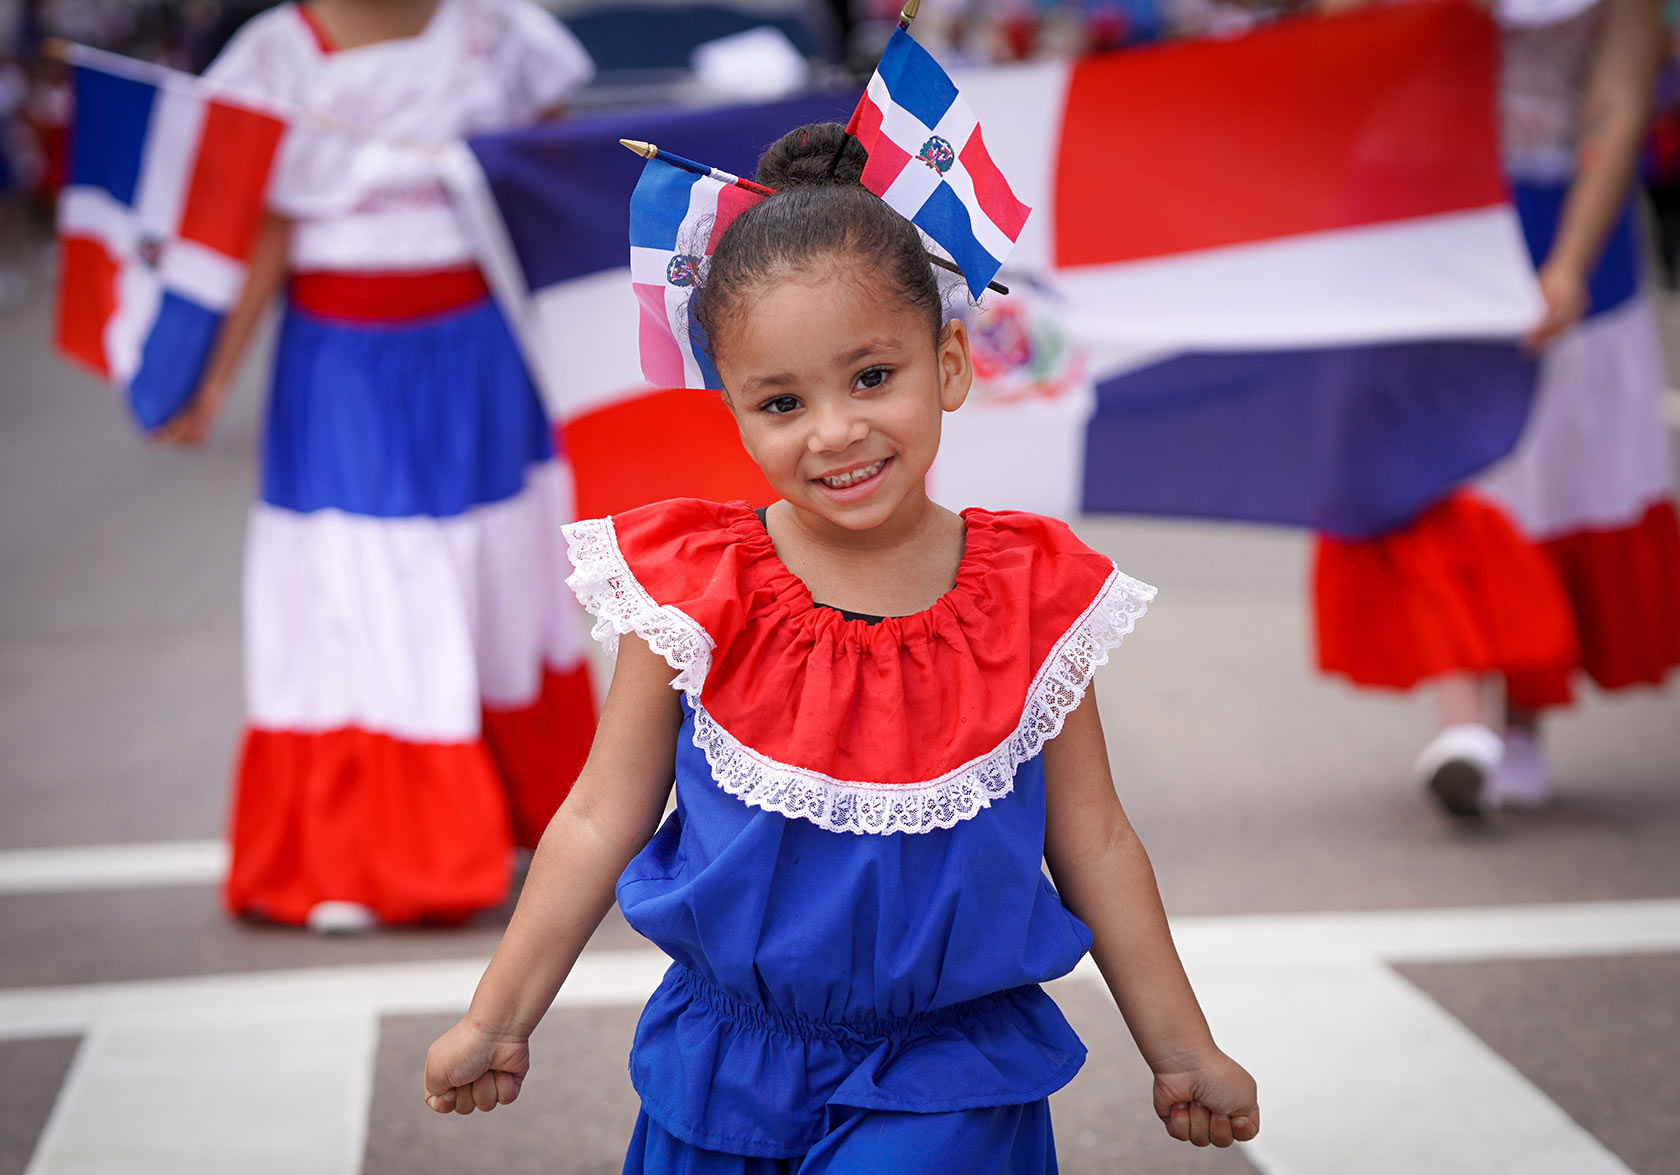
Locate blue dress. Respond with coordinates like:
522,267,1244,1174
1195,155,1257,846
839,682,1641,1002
561,499,1156,1171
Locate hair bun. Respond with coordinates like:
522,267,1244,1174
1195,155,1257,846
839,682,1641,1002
755,122,868,188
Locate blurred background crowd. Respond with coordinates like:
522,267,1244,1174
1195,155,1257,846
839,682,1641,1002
9,0,1680,284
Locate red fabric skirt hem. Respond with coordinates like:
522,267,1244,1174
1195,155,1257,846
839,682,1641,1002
225,661,598,925
225,725,515,927
1313,492,1579,697
1515,498,1680,702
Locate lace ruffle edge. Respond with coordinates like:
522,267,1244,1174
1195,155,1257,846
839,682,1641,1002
562,516,1154,835
691,567,1156,835
562,516,714,695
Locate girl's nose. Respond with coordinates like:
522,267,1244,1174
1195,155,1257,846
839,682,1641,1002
808,404,867,454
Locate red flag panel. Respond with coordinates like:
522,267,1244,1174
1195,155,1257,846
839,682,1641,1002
56,236,120,376
561,388,773,520
178,100,285,258
1054,0,1506,268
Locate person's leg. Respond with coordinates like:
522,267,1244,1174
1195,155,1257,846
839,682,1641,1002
800,1099,1056,1175
622,1108,794,1175
1415,673,1503,818
1491,699,1553,809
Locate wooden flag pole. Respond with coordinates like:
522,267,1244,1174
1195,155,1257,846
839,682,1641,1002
620,139,776,197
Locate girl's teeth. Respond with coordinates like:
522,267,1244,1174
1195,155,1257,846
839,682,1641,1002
821,460,883,488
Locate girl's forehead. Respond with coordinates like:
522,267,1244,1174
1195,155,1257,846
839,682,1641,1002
734,279,924,357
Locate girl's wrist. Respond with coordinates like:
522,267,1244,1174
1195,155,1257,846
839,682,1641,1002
463,996,538,1042
1146,1037,1222,1076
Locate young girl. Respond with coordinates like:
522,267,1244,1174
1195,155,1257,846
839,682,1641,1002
423,124,1260,1170
166,0,599,931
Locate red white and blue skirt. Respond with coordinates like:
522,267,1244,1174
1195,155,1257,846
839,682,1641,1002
1315,181,1680,708
224,267,596,926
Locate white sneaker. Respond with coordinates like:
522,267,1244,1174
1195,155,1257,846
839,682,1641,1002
1488,728,1553,810
1414,724,1504,818
306,901,379,935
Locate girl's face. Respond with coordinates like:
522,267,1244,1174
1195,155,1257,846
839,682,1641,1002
716,259,972,534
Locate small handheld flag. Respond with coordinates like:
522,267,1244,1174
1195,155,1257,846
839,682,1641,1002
627,143,768,389
54,45,285,431
845,27,1030,300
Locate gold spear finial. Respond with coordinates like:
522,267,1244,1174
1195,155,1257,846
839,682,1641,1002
619,139,657,160
898,0,920,27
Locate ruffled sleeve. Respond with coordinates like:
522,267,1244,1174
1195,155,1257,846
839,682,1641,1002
562,498,759,694
495,0,596,118
563,498,1155,835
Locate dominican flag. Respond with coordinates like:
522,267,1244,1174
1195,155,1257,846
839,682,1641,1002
845,27,1030,300
55,47,284,431
629,157,765,389
449,0,1543,536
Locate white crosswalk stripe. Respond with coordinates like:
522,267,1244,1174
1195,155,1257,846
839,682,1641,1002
6,899,1677,1174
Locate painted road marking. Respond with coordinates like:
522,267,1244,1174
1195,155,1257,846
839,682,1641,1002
29,1011,377,1175
6,901,1677,1175
0,841,227,893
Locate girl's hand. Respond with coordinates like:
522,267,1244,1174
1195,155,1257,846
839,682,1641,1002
149,378,229,447
1524,258,1590,352
1151,1047,1260,1148
422,1019,531,1115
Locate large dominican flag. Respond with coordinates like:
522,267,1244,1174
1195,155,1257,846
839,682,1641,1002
449,0,1542,536
55,47,284,431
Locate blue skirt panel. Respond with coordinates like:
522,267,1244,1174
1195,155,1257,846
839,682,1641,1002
261,296,554,519
1509,180,1640,318
623,1099,1058,1174
617,699,1092,1157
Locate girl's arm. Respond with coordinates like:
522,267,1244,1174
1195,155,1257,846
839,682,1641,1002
1041,689,1259,1149
423,636,683,1114
1528,0,1663,348
152,211,289,446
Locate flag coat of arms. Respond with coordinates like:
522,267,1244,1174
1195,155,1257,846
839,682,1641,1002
55,50,285,430
846,27,1030,299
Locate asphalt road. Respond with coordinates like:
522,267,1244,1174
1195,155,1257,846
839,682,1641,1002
2,242,1678,1175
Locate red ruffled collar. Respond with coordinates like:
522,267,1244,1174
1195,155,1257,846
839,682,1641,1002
564,499,1154,835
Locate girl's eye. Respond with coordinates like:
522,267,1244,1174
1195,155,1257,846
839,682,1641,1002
759,394,801,415
855,367,891,391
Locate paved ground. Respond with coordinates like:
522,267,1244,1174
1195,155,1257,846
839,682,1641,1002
2,238,1679,1175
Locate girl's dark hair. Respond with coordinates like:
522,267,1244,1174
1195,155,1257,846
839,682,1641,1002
690,122,943,371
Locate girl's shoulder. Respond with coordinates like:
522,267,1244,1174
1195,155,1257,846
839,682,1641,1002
564,498,1128,636
203,4,316,97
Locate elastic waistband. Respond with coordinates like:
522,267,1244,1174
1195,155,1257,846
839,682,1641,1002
288,266,490,322
668,965,1018,1045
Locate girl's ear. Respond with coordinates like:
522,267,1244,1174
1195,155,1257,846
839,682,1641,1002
936,319,973,413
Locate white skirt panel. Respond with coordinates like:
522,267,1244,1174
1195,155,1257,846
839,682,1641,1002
244,459,585,740
1478,294,1676,538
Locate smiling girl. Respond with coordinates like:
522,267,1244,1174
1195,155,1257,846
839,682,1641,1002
422,122,1259,1172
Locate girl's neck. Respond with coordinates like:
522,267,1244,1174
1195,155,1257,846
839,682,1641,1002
767,489,966,619
304,0,442,50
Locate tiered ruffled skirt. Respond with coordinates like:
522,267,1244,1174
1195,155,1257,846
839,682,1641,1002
224,286,595,925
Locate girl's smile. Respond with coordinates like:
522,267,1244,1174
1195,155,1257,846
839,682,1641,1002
813,456,891,498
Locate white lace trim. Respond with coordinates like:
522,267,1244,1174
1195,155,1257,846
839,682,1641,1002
562,516,1155,835
692,567,1153,834
562,516,714,695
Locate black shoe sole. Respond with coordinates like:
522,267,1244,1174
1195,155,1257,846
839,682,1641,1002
1427,758,1487,819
